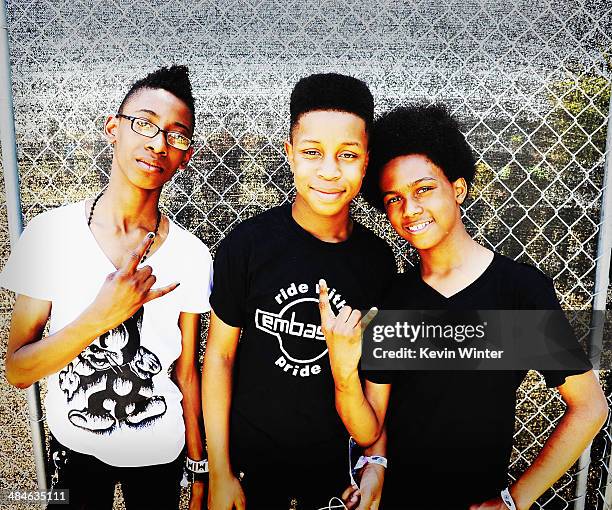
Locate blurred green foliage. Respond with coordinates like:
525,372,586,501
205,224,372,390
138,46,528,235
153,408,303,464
548,61,611,172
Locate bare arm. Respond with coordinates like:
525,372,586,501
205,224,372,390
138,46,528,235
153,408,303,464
509,371,608,509
6,293,120,388
344,392,389,510
5,234,178,388
319,279,390,445
470,370,609,510
175,312,206,508
334,375,390,447
201,310,245,510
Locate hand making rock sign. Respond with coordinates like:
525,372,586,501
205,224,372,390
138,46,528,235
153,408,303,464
318,278,378,384
5,231,180,388
92,231,180,333
319,279,386,510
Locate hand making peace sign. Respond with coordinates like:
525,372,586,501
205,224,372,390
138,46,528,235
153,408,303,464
318,279,378,382
91,232,180,333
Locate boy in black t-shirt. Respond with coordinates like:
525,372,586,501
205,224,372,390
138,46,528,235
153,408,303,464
320,104,608,509
202,74,395,510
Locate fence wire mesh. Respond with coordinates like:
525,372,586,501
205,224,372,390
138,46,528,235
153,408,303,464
0,0,611,508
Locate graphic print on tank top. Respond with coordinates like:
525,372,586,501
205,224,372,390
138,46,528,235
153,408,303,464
58,307,167,433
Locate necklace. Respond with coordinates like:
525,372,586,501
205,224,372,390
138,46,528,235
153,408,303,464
88,190,162,262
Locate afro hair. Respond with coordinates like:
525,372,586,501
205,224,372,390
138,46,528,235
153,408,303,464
119,65,195,130
362,104,476,211
289,73,374,138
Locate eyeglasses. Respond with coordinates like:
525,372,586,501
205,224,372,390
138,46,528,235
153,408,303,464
116,114,192,151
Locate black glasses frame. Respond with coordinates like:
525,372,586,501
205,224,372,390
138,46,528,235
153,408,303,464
116,113,192,150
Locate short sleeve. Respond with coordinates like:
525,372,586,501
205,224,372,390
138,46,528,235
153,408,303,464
0,213,57,301
516,264,592,388
209,228,249,328
180,239,213,314
364,370,395,385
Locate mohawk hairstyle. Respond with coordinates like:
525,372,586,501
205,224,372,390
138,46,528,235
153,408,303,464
119,65,195,130
362,104,476,211
289,73,374,138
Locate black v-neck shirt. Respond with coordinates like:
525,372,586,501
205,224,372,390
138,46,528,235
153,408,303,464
366,252,590,509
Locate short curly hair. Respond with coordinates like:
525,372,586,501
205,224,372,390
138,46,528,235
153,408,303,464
362,104,476,211
289,73,374,139
119,65,195,131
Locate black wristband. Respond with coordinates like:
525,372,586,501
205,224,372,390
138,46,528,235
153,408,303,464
188,470,208,483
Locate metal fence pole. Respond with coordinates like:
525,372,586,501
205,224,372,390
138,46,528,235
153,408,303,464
0,0,47,491
592,86,612,509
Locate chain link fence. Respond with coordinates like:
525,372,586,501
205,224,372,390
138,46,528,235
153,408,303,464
0,0,611,508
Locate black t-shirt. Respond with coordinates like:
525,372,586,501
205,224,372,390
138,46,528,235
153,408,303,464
366,252,590,509
210,205,395,467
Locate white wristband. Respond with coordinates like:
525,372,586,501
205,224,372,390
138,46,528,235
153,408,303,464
185,456,208,474
500,488,517,510
353,454,388,471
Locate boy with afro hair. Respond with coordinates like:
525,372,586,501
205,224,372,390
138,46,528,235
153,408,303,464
202,73,395,510
321,104,607,509
2,65,211,509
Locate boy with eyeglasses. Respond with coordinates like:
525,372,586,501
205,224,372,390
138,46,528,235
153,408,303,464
1,65,211,509
202,73,395,510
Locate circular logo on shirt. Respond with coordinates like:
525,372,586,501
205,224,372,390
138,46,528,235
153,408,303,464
256,297,327,363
